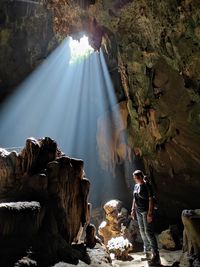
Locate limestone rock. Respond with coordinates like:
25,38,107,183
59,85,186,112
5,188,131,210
0,0,57,91
158,229,176,250
53,243,112,267
98,199,139,249
98,200,122,245
0,137,91,267
180,209,200,267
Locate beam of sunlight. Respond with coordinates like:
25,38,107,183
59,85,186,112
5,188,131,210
0,37,132,206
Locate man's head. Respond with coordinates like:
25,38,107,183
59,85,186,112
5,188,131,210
133,169,144,184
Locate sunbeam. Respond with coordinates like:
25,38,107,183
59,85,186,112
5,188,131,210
0,36,130,206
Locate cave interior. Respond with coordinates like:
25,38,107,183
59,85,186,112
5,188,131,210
0,0,200,266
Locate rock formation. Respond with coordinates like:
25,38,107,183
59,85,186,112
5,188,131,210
0,0,57,94
98,199,122,245
158,229,177,251
107,236,133,261
180,209,200,266
0,137,91,267
98,199,139,248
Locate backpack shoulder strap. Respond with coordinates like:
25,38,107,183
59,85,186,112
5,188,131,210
144,179,154,198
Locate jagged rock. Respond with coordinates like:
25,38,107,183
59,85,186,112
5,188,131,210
158,229,176,250
53,243,112,267
98,200,122,245
180,209,200,267
98,199,139,250
84,223,102,249
0,137,91,267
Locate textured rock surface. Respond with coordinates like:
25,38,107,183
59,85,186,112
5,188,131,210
53,243,112,267
98,199,122,245
98,199,139,248
180,209,200,267
158,229,176,250
0,137,91,266
0,0,56,97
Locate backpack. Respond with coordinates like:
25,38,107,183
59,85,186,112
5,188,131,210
143,176,159,210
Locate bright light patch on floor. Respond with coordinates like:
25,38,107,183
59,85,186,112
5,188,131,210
69,35,94,64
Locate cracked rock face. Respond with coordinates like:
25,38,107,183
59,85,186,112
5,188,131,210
0,0,200,222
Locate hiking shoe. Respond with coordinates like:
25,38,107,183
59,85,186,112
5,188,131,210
141,251,152,261
148,254,161,266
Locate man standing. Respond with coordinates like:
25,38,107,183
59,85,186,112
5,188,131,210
131,170,161,266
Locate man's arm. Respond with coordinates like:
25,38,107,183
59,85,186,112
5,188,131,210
147,197,154,223
131,198,136,219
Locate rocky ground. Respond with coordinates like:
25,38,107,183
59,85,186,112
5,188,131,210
112,249,182,267
53,247,182,267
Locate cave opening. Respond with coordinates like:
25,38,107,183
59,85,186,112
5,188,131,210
69,35,94,64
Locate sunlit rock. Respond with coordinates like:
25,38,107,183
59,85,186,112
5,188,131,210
107,236,132,261
98,200,122,245
98,199,139,249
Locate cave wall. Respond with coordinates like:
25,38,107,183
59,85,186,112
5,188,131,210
94,0,200,219
0,0,200,222
0,0,57,99
81,0,200,221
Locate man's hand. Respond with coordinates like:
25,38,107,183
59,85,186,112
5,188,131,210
131,209,136,220
147,213,153,223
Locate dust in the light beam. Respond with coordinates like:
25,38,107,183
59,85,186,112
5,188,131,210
69,35,94,64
